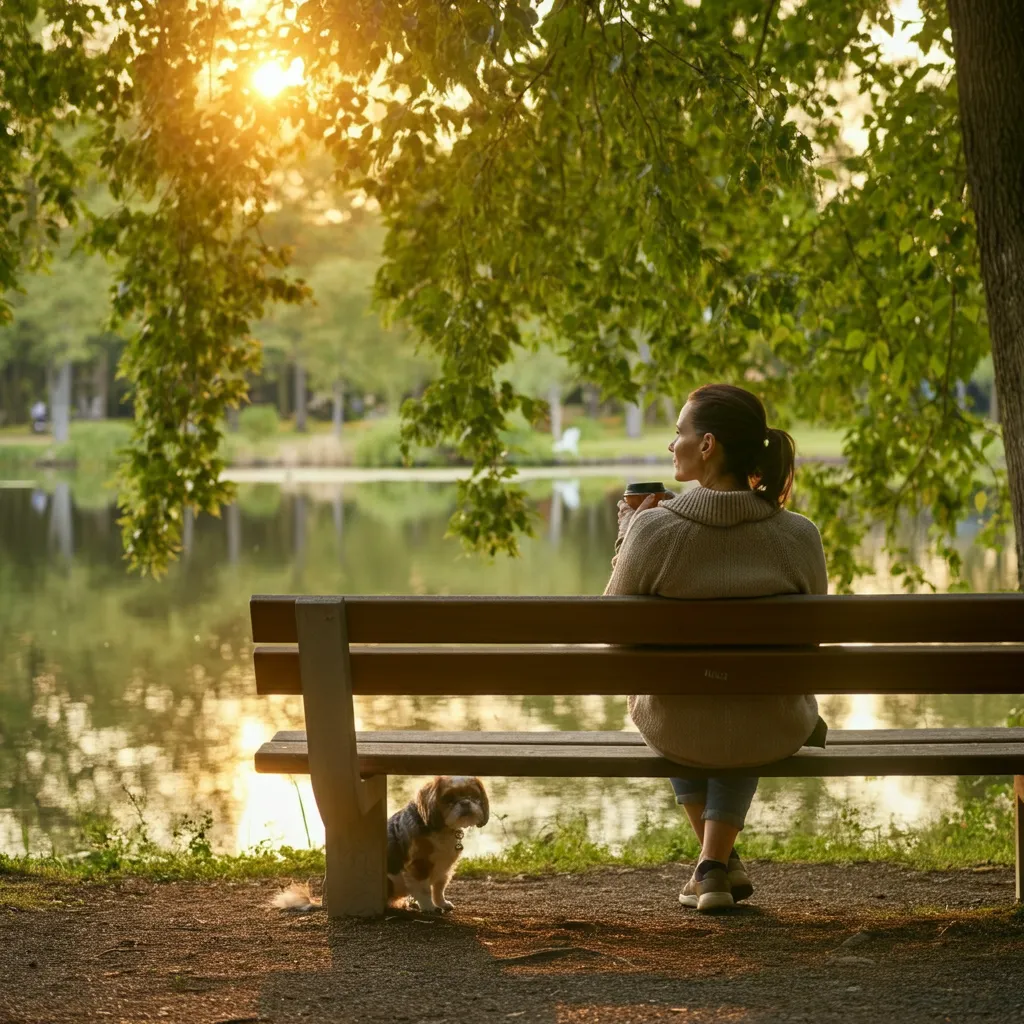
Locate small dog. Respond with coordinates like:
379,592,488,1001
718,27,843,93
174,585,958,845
387,775,489,913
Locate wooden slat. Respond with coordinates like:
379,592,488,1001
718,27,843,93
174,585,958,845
269,727,1024,747
254,738,1024,778
253,643,1024,696
250,594,1024,646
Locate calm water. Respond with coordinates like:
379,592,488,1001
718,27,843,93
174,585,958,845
0,472,1018,860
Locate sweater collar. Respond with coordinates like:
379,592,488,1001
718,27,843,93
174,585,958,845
662,486,779,527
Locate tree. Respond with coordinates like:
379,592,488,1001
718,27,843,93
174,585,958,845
946,0,1024,587
4,251,115,440
497,328,576,439
0,1,1018,584
258,254,432,434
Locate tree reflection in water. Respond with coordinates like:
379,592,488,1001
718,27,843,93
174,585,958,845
0,477,1017,858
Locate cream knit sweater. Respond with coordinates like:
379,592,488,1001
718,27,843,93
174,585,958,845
604,486,828,769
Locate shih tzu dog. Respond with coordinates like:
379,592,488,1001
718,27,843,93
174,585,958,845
269,774,489,915
387,775,489,913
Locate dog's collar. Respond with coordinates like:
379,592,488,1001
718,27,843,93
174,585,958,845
454,828,464,852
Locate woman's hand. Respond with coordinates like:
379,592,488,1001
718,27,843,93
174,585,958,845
635,490,675,512
616,499,635,540
616,490,673,540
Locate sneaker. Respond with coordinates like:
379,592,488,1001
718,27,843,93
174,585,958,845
678,866,734,911
728,853,754,903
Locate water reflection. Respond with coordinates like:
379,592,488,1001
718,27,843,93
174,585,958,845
0,474,1018,859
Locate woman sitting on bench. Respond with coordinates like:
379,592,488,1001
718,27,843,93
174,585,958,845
605,383,828,911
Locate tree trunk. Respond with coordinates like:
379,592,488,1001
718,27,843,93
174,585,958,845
226,406,240,433
90,350,108,419
585,383,601,419
624,400,644,439
547,383,562,440
226,501,241,564
294,359,308,433
947,0,1024,587
332,379,345,438
49,360,72,443
277,371,289,418
181,505,194,559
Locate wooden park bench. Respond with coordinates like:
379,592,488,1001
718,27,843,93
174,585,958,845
250,593,1024,917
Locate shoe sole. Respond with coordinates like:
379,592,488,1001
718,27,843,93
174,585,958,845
680,887,752,907
697,890,735,911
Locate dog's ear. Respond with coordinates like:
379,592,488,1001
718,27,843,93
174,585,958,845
471,777,489,827
415,777,443,826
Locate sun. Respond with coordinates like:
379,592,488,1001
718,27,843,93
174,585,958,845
252,57,304,99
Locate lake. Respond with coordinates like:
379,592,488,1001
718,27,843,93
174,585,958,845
0,470,1018,862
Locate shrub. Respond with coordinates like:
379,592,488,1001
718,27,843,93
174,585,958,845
353,419,449,467
238,405,280,444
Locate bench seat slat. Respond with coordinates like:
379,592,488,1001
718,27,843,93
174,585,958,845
269,727,1024,747
253,644,1024,696
251,594,1024,645
254,736,1024,778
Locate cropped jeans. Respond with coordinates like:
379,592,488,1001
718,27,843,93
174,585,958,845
669,775,759,831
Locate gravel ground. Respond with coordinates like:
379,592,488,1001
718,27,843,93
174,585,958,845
1,861,1022,1024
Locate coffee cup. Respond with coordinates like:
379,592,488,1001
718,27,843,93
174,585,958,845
623,481,672,510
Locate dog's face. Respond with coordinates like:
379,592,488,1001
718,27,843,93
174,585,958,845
416,775,489,830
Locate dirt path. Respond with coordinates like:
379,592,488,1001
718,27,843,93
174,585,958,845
1,862,1021,1024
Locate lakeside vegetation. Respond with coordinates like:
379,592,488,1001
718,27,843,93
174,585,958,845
2,783,1016,890
0,414,863,476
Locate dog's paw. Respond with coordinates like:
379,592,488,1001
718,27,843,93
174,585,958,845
436,899,455,914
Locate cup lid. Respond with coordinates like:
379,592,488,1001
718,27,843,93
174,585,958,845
624,481,666,494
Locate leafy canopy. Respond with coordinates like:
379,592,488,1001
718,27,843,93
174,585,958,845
0,1,1000,586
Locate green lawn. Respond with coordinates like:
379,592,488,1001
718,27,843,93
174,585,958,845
0,414,997,471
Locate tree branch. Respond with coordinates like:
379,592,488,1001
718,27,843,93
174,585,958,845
753,0,780,69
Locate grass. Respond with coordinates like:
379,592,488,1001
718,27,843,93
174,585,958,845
0,419,131,475
1,783,1016,887
462,786,1017,878
0,812,327,887
0,414,854,474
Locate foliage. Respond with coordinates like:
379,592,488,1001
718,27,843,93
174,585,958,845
351,417,448,467
462,787,1017,877
2,787,1016,885
0,250,115,366
238,404,281,445
0,1,1012,583
0,419,130,473
260,252,434,404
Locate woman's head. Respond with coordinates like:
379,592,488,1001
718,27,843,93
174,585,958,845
668,383,795,506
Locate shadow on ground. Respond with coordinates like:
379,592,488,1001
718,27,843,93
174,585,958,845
1,862,1022,1023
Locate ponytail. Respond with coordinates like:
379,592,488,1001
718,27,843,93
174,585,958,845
757,427,795,507
687,383,797,507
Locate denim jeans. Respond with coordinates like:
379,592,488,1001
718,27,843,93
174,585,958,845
669,775,759,831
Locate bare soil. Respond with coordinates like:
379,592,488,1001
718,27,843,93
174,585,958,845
1,862,1022,1024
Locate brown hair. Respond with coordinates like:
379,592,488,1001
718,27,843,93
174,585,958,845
687,383,795,507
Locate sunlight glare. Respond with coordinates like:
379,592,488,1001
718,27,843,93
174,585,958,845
252,57,304,98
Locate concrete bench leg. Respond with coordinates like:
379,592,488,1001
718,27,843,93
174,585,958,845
1016,776,1023,903
296,597,387,918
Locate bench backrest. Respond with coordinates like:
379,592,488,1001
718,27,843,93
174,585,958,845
250,594,1024,697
